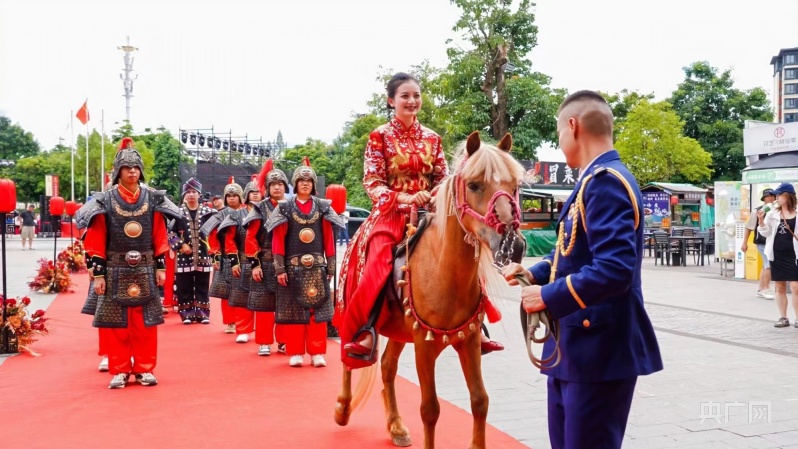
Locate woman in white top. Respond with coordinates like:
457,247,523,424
757,182,798,328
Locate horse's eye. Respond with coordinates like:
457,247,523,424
467,182,479,192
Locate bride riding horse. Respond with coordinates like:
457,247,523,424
335,131,526,449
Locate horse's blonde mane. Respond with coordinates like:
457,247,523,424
434,139,527,238
430,138,526,297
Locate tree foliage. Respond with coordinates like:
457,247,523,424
0,116,40,161
669,61,773,180
437,0,564,158
150,130,184,198
615,100,713,185
600,90,655,139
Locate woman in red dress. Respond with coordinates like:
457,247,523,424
335,73,502,368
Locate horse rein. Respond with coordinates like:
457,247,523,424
450,170,561,368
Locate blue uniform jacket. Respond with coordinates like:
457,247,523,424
529,150,663,382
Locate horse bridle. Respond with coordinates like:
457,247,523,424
452,171,561,369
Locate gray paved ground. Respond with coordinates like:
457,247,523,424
392,254,798,449
3,237,798,448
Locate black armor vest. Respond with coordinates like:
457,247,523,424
282,199,325,260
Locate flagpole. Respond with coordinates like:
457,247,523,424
85,121,89,199
101,110,105,192
70,111,75,202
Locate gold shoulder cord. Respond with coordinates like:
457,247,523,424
549,174,592,284
548,169,640,284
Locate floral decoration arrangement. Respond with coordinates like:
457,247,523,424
1,295,50,355
28,258,73,294
57,240,87,273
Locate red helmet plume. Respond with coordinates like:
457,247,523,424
256,159,274,196
118,137,134,151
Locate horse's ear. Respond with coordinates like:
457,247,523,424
497,133,513,153
466,131,481,156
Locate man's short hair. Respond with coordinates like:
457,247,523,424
559,90,613,137
558,90,609,113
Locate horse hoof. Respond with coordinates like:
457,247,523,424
334,401,350,426
391,435,412,447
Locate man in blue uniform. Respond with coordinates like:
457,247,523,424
503,90,663,449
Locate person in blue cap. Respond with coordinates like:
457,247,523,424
502,90,663,449
757,182,798,328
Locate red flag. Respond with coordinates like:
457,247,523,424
76,100,90,125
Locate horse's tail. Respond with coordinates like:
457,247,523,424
350,362,378,412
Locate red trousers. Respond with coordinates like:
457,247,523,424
97,328,113,356
220,298,235,325
162,252,176,307
236,310,287,345
283,315,327,356
107,306,158,375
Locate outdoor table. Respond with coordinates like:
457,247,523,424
668,235,705,267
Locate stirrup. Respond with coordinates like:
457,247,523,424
346,326,378,361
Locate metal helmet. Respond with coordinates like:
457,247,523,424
291,156,317,196
256,159,290,198
112,137,145,185
222,176,244,206
243,177,260,204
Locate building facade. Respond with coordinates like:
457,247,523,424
771,47,798,123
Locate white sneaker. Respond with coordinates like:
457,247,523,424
763,289,775,300
108,373,129,389
135,372,158,386
258,345,271,356
224,324,236,334
98,356,109,372
289,355,304,367
235,334,249,343
756,290,765,298
311,354,327,367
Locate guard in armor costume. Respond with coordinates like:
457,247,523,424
217,179,260,343
267,157,344,367
77,137,181,389
168,177,217,324
243,160,289,356
203,178,243,334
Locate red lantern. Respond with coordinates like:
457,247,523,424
705,197,714,206
670,195,679,206
49,196,65,216
0,179,16,213
65,201,79,217
326,184,347,214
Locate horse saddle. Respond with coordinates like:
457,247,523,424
382,210,433,309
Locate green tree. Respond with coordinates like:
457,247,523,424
615,100,713,185
0,116,40,161
150,130,183,198
111,121,135,141
447,0,564,145
669,61,773,180
280,138,334,187
600,90,655,139
329,114,384,209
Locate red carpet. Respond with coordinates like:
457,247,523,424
0,273,528,448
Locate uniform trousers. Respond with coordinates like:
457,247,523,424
283,314,327,356
547,376,637,449
107,306,158,375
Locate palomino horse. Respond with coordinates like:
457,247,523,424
335,131,527,449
